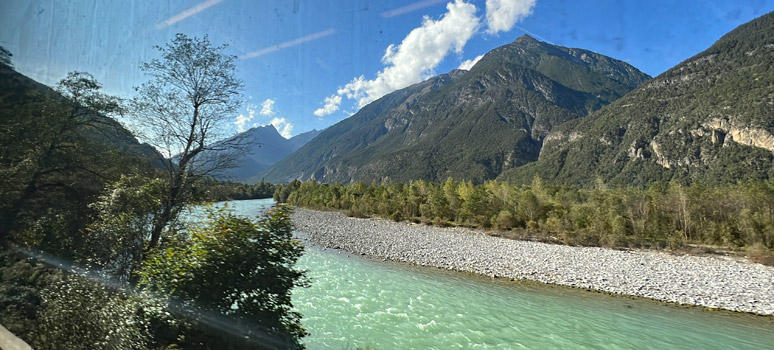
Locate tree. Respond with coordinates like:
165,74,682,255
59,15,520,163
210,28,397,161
517,190,540,223
130,34,244,248
138,206,308,349
35,273,152,350
667,180,692,240
82,175,164,280
1,71,123,240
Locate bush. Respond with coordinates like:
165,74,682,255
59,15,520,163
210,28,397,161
432,216,449,227
474,215,491,228
138,205,309,349
541,216,563,234
34,274,151,350
493,210,515,230
746,243,774,266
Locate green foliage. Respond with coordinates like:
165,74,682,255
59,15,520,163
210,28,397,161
194,177,276,202
0,67,154,246
81,175,164,279
138,205,308,349
511,12,774,187
283,178,774,253
34,273,152,350
274,179,301,203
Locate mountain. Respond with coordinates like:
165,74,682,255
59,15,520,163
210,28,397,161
212,126,321,182
1,64,165,235
0,64,160,165
260,35,650,184
288,129,322,150
504,12,774,187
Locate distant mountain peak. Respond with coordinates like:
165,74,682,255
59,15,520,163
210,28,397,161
445,69,469,77
260,35,650,184
206,123,321,182
246,124,274,132
514,34,539,44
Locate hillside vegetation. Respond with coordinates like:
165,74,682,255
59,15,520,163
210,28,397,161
505,12,774,186
276,178,774,265
0,37,308,350
261,36,650,184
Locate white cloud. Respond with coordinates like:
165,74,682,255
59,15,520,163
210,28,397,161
458,54,484,70
325,0,479,111
485,0,536,34
235,101,294,137
260,98,276,116
234,103,257,133
269,117,293,139
313,94,342,117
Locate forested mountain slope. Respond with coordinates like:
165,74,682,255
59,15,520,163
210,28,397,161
504,12,774,187
0,65,161,235
0,66,159,163
261,35,650,184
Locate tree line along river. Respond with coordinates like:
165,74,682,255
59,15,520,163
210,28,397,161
199,199,774,350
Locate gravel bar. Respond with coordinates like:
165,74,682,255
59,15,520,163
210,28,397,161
291,209,774,315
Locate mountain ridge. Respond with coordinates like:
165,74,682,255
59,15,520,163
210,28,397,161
212,125,321,182
503,11,774,186
0,65,161,164
260,36,651,184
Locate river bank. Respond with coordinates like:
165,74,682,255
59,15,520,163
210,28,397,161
291,209,774,315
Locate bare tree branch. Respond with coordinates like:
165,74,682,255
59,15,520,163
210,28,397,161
127,34,244,248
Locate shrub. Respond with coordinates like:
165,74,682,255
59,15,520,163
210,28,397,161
493,210,515,230
746,243,774,266
34,274,151,350
138,205,308,349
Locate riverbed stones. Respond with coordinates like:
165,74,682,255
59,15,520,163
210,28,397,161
291,209,774,315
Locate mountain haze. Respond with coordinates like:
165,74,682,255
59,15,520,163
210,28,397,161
211,126,320,182
506,12,774,187
261,36,650,184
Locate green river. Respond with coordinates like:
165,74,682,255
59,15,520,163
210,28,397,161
215,199,774,349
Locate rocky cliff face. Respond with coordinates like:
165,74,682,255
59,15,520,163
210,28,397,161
508,12,774,186
699,118,774,152
261,36,650,184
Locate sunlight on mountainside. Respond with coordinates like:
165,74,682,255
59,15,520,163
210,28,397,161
1,1,773,349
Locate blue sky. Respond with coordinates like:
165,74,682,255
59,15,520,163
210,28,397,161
1,0,772,139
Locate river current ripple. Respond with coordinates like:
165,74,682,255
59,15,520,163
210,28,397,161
205,199,774,350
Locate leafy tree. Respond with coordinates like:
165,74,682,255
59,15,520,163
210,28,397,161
517,190,540,223
442,178,461,221
138,205,308,349
1,71,123,240
81,175,164,280
494,210,515,230
129,33,244,247
274,179,301,203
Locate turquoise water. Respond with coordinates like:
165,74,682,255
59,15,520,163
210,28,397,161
213,199,774,350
